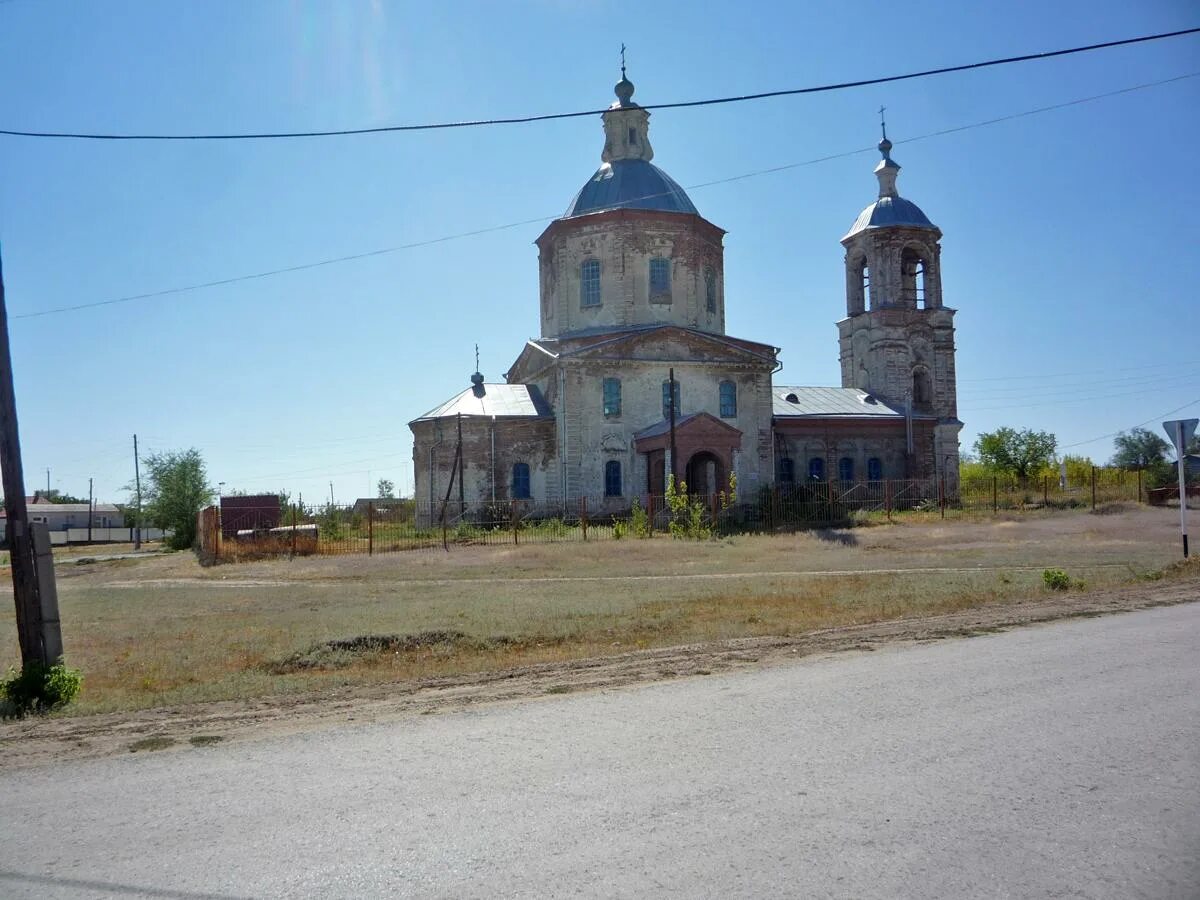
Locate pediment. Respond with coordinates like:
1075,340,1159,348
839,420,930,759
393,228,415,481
566,326,776,366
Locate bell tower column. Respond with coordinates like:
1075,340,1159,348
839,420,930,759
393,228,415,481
836,117,961,487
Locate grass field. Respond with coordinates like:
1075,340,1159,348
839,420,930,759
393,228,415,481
0,504,1191,716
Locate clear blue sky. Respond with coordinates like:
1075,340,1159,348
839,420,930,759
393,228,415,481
1,0,1197,504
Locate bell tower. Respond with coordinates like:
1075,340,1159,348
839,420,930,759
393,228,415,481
837,116,961,483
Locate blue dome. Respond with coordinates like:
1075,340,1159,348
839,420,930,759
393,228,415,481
564,159,698,219
846,196,936,237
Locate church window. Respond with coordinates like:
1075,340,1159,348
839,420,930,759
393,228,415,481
808,457,825,481
719,380,737,418
705,267,717,314
605,460,623,497
778,457,795,484
511,463,531,499
867,457,883,481
901,248,926,307
580,259,601,308
628,127,637,145
603,377,621,417
838,457,855,482
649,257,671,297
912,368,932,410
862,263,872,310
662,380,681,420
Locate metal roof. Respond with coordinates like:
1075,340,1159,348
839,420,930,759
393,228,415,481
845,196,936,238
411,384,552,423
564,159,698,218
772,387,908,418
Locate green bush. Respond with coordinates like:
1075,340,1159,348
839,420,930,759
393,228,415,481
1,662,83,718
1042,568,1071,591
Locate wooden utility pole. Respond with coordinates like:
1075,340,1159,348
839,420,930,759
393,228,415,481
0,242,57,666
87,477,94,544
133,434,142,549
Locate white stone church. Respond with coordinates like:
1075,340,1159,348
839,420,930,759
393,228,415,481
410,70,961,513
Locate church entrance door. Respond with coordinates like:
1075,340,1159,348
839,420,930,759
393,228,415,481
686,451,724,497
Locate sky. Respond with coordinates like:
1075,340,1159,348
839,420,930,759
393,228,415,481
0,0,1197,505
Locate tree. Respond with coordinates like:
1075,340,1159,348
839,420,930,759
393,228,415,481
33,489,87,504
1111,427,1171,470
139,448,213,550
377,478,395,499
973,427,1056,482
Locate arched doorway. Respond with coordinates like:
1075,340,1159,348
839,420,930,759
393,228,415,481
686,451,724,497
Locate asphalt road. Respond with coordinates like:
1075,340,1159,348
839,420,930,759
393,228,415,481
2,605,1198,899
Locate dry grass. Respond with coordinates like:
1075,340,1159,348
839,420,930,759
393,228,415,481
0,506,1189,716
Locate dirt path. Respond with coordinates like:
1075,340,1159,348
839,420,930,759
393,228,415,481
2,574,1196,771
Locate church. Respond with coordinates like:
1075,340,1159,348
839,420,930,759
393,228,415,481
410,70,961,516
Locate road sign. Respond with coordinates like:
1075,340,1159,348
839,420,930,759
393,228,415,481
1162,418,1197,453
1162,418,1196,559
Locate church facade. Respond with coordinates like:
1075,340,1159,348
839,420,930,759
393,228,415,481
410,72,961,515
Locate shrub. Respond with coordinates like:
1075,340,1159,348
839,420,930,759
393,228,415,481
629,497,652,539
1,662,83,718
1042,568,1071,591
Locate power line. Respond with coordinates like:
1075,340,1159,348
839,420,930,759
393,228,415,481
11,70,1197,322
1057,397,1200,451
2,28,1197,141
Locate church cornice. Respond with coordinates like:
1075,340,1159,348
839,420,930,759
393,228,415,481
536,206,726,248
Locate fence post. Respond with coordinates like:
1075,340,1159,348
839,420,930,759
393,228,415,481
580,496,588,541
368,500,374,557
992,476,997,514
290,501,297,559
939,475,945,519
885,479,892,522
1137,468,1143,504
1091,466,1097,510
1043,476,1048,508
511,499,518,545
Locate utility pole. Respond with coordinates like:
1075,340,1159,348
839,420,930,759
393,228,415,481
133,434,142,550
87,477,93,544
0,242,54,666
329,481,335,507
45,467,50,499
668,368,678,488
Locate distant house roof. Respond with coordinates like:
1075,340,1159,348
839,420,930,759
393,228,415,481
2,503,121,518
772,387,913,419
411,383,552,424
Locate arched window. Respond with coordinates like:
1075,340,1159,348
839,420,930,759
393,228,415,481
862,263,872,310
580,259,601,308
912,368,933,411
605,460,622,497
848,255,868,315
867,457,883,481
511,463,531,500
808,457,825,481
719,380,737,418
649,257,671,298
778,457,795,484
602,377,621,417
662,380,681,420
704,267,717,314
901,248,926,308
838,457,855,482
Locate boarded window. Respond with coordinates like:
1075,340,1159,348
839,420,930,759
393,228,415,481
580,259,601,308
605,460,622,497
719,380,737,418
511,463,531,499
603,377,621,417
705,267,717,314
867,457,883,481
838,457,855,482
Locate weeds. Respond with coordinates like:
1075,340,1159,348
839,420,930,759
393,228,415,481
0,662,83,718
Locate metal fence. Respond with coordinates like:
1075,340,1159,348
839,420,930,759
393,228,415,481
197,468,1150,563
